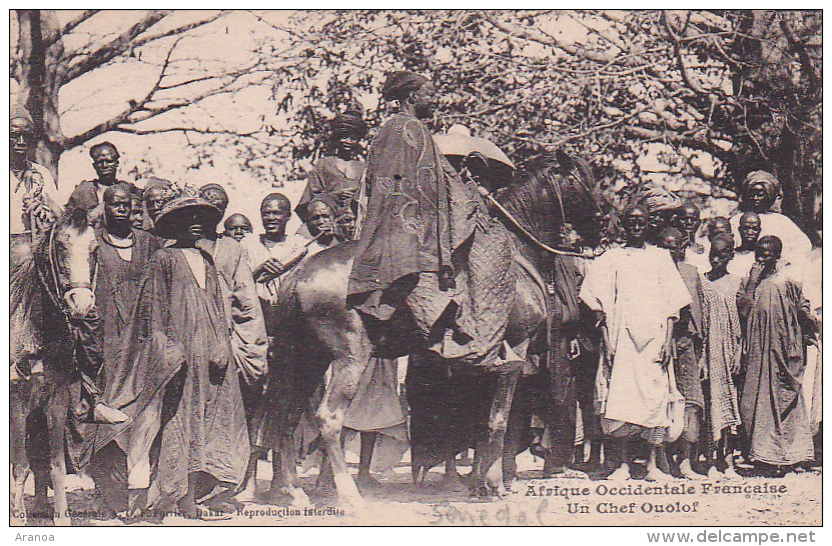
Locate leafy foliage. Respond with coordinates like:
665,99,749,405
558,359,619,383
10,10,821,231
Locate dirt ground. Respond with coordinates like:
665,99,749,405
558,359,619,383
12,450,822,527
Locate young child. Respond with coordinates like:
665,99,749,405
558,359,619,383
662,227,705,479
738,236,816,476
700,233,743,479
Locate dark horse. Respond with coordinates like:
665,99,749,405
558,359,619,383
10,209,99,525
260,152,604,506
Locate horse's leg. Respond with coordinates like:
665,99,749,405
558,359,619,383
472,368,521,497
314,316,371,508
46,386,71,526
502,338,531,489
10,385,30,526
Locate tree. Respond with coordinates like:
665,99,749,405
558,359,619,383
11,10,821,235
255,9,821,230
10,9,272,179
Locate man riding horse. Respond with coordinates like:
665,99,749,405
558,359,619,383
348,71,519,369
9,105,126,426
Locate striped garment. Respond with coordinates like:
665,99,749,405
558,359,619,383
700,272,743,442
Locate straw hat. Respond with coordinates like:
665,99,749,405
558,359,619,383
153,196,222,239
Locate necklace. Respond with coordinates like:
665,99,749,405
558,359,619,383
103,230,135,249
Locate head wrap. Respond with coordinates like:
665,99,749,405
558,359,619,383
141,177,176,200
10,104,33,124
742,171,780,202
153,196,222,240
640,186,682,213
381,71,429,102
306,194,338,216
199,183,228,197
330,113,367,139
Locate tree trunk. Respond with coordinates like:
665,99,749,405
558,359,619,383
14,9,65,180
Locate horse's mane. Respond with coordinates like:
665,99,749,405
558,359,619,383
496,151,600,248
62,206,90,232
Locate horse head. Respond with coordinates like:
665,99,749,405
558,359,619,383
43,207,99,317
496,150,607,257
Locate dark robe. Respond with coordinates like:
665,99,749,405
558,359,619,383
349,113,513,362
95,228,161,376
739,268,815,465
89,248,249,505
84,228,160,510
296,156,364,222
675,263,705,410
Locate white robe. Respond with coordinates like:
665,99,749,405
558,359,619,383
580,246,691,430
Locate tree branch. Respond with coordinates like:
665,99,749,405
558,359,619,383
63,35,183,149
480,10,619,64
778,14,820,94
61,10,169,83
46,9,99,47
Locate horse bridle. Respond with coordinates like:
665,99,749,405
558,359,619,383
36,224,98,316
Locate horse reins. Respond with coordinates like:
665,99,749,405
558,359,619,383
476,186,598,259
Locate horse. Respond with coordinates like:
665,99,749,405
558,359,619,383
10,208,99,526
258,151,605,507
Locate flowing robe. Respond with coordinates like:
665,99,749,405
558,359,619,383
93,248,249,504
739,267,814,465
580,246,691,434
83,228,160,509
674,263,705,411
700,273,743,442
349,113,513,362
209,236,268,386
95,229,162,376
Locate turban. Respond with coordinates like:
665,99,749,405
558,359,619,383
199,183,228,197
10,104,33,124
381,71,428,102
330,113,367,139
640,186,681,213
743,171,780,202
142,177,176,199
306,193,339,215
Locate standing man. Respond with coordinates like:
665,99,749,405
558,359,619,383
84,183,161,515
580,206,692,481
243,193,311,500
661,227,706,479
297,111,367,240
198,183,268,504
66,142,135,225
738,236,816,475
99,197,249,518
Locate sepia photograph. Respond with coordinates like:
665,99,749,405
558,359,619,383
7,8,822,533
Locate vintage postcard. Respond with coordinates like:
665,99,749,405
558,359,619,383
7,8,821,532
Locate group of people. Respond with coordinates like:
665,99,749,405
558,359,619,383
565,176,821,484
9,68,821,522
